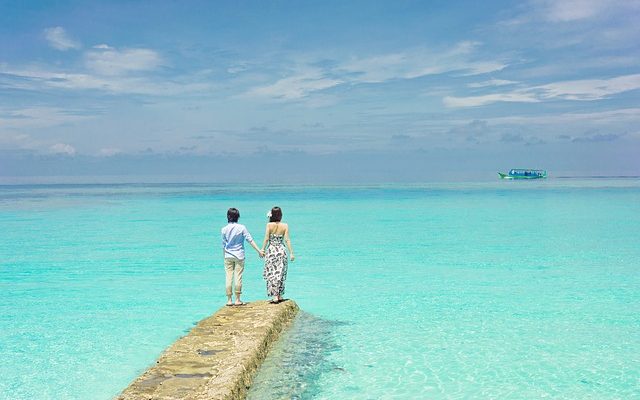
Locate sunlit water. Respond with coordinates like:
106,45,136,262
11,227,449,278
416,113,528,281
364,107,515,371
1,180,639,399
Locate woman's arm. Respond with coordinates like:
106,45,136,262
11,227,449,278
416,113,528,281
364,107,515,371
260,223,271,253
284,225,295,261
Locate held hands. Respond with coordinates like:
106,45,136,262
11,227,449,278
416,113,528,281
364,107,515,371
258,249,265,258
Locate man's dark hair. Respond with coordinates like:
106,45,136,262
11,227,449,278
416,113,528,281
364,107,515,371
227,208,240,223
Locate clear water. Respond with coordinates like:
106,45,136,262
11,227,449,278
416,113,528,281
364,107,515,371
1,180,639,399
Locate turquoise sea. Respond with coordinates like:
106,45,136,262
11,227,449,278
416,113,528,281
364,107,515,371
1,180,639,399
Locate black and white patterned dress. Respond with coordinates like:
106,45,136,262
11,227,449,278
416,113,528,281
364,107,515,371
263,233,288,297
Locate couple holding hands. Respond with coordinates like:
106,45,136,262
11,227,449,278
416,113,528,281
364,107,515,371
221,206,295,306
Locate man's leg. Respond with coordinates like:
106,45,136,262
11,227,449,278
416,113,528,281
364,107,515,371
224,258,234,305
234,259,245,304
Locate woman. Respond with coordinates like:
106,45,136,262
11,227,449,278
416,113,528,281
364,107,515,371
261,206,295,304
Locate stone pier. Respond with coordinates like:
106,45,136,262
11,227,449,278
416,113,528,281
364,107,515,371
117,300,299,400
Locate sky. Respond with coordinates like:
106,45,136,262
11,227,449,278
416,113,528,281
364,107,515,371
1,0,639,182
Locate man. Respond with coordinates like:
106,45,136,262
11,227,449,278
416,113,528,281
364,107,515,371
221,208,264,306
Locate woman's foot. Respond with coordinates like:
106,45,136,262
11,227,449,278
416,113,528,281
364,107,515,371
270,297,286,304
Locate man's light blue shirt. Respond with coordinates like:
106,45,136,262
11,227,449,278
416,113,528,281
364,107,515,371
221,223,254,260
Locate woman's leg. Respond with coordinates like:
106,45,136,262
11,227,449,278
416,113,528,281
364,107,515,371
277,257,288,301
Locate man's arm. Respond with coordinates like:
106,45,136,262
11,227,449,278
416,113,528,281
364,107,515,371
249,239,264,258
222,230,227,258
244,227,264,257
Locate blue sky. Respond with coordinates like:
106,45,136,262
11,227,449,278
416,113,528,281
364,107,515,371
1,0,639,182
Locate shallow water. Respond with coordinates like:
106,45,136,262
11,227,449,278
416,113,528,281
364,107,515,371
246,311,345,399
1,180,639,399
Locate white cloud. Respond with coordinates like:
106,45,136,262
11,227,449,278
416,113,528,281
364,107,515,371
44,26,81,50
486,107,640,125
539,0,605,21
459,61,508,76
506,0,640,24
227,63,249,74
245,42,507,101
468,79,519,88
85,47,162,76
50,143,76,155
245,68,343,100
444,91,539,107
445,73,640,107
0,107,93,129
0,44,180,95
0,133,31,148
339,42,506,84
536,74,640,100
98,148,121,157
0,66,213,96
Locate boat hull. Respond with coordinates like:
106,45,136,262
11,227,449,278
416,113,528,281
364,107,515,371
498,171,547,179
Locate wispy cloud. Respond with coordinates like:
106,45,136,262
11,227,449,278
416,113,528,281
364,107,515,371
98,147,121,156
499,132,546,145
44,26,81,50
245,41,507,101
50,143,76,155
85,46,163,75
227,63,250,74
485,107,640,125
444,91,538,107
572,132,625,142
339,41,506,83
503,0,640,25
468,79,518,88
446,119,493,144
495,0,640,61
0,107,93,130
0,65,214,96
536,73,640,100
0,133,32,149
539,0,607,22
245,67,342,100
0,42,208,96
445,73,640,107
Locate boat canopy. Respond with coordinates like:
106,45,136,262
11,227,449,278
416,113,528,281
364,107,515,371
508,169,547,177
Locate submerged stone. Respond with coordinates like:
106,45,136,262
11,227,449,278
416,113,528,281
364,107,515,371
174,373,212,379
197,349,223,356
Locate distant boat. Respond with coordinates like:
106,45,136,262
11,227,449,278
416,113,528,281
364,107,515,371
498,169,547,179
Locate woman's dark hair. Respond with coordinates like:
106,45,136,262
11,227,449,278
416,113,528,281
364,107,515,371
269,206,282,222
227,208,240,223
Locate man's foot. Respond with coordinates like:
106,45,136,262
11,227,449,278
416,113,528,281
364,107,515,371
234,301,246,306
226,303,234,307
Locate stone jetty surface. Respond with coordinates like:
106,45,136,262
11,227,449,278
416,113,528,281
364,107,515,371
117,300,299,400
